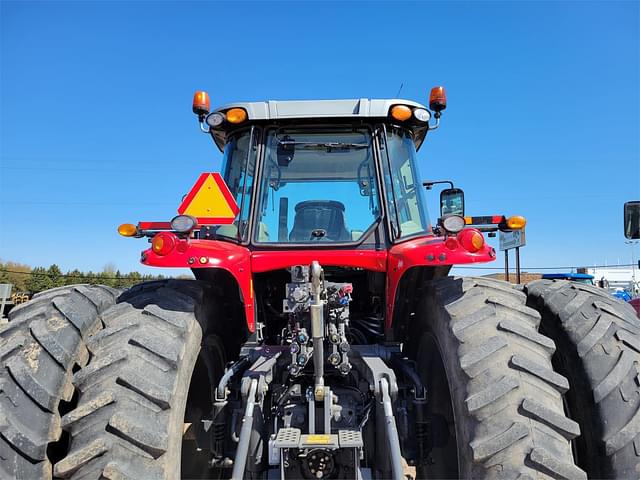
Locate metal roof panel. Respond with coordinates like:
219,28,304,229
213,98,427,120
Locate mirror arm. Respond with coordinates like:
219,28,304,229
423,180,454,190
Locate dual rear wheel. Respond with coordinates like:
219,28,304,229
0,285,118,479
409,277,583,479
409,277,640,479
526,279,640,479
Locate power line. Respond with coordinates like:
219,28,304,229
454,263,637,270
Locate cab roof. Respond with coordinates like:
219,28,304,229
209,98,430,152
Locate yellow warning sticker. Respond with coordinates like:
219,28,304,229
306,434,331,444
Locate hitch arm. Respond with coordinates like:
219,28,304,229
380,377,404,480
231,378,259,480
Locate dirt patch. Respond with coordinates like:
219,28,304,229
22,341,41,371
47,314,67,332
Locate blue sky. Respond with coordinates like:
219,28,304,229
1,1,638,276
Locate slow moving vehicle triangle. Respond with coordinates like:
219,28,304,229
177,172,239,224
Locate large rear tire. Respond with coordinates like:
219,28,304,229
0,285,118,479
526,279,640,478
52,279,231,479
408,277,585,479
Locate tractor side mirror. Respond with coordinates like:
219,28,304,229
624,201,640,239
440,188,465,217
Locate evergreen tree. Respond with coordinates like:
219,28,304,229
84,271,98,285
112,270,124,288
0,265,9,285
26,267,53,294
2,258,171,293
47,264,63,288
125,271,142,288
65,269,83,285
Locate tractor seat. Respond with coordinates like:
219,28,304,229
289,200,351,242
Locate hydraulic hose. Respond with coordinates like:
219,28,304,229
390,357,426,399
216,356,252,399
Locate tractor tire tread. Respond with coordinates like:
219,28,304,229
425,276,583,479
0,284,117,479
54,279,211,479
526,279,640,478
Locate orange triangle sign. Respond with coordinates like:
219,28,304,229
178,173,240,225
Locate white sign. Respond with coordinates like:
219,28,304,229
0,284,11,300
499,229,526,251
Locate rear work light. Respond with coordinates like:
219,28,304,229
413,108,430,122
206,112,226,128
442,215,465,234
171,214,197,233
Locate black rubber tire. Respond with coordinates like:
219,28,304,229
525,279,640,478
409,277,585,479
0,284,118,479
52,279,226,479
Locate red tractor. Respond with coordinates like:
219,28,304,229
3,88,640,480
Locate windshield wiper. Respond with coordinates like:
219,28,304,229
277,141,369,151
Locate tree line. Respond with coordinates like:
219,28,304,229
0,260,177,294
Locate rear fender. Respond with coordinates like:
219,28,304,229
387,266,449,342
141,239,255,332
386,234,495,331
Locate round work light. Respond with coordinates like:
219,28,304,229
442,215,465,234
171,215,197,233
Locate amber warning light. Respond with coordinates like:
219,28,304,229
226,108,248,124
429,86,447,116
506,215,527,230
390,105,412,122
192,91,210,117
117,223,138,237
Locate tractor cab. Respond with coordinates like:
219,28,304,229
117,88,525,336
199,97,438,248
